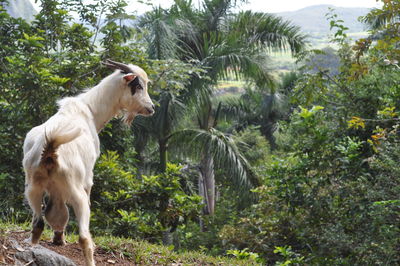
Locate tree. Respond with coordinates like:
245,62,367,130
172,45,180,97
0,0,98,218
138,0,307,215
218,2,400,263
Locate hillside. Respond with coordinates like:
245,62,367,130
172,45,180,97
6,2,369,35
4,0,37,21
277,5,370,35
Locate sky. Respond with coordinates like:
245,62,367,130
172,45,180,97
31,0,382,14
128,0,382,13
240,0,381,13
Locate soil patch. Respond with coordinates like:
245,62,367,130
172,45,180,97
1,230,134,265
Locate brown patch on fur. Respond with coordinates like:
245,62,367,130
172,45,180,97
78,236,89,247
40,140,58,170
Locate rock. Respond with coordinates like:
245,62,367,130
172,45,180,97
11,240,76,266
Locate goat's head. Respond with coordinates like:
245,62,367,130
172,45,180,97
102,59,155,124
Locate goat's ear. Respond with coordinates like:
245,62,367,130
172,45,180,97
123,74,136,82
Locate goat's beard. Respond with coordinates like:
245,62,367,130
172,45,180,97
121,111,136,126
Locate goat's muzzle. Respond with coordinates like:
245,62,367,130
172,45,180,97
145,104,155,115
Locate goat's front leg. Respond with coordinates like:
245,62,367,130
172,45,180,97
44,196,69,246
71,189,95,266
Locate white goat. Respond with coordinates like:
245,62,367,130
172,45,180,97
22,60,154,266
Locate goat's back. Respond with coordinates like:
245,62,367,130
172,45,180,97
23,98,100,194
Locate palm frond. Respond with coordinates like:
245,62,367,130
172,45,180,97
201,0,234,31
138,6,179,59
170,128,260,194
261,92,286,119
360,8,392,30
217,96,251,122
229,11,308,54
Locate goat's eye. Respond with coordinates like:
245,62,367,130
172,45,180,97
129,77,143,95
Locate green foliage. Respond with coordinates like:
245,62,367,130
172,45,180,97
0,0,99,218
274,246,304,266
0,0,202,221
232,126,270,167
221,105,399,264
91,151,201,241
177,185,243,255
226,248,262,263
218,2,400,264
325,7,349,44
170,128,259,193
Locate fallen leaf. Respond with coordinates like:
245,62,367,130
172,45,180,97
16,247,25,252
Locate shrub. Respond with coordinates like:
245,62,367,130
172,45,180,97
91,151,202,242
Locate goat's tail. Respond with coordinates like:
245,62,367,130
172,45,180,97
40,124,81,170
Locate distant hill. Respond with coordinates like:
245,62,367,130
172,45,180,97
4,0,37,21
276,5,370,35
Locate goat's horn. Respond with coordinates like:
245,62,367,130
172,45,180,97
102,59,133,73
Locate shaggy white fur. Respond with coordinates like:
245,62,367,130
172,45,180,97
22,61,154,266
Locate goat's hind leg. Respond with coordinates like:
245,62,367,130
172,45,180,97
71,189,95,266
25,183,45,244
44,195,69,245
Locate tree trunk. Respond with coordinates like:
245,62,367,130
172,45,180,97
134,148,144,177
159,139,168,173
198,172,206,232
162,231,173,246
199,152,215,215
159,138,172,245
262,121,277,151
198,152,215,232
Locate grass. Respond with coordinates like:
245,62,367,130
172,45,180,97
217,80,246,90
95,235,260,265
0,221,261,265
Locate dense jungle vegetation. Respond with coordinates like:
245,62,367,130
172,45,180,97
0,0,399,264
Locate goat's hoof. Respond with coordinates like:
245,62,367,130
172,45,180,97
52,231,65,246
30,234,41,245
27,237,39,245
53,238,66,246
53,238,66,245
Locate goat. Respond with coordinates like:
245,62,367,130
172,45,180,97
22,60,154,266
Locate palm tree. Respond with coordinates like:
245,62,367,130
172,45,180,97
170,100,259,216
361,6,400,31
133,90,185,173
137,0,307,215
221,75,298,150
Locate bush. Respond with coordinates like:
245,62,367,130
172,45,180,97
91,151,202,242
220,106,400,264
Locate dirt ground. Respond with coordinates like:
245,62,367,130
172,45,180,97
0,230,134,265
